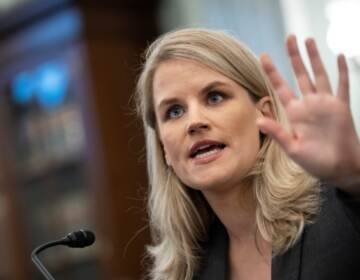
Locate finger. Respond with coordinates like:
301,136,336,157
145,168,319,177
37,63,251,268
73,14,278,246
260,53,296,107
305,38,332,94
287,35,316,94
257,117,294,153
336,54,350,103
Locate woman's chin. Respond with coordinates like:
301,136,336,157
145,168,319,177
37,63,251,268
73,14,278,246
185,175,235,193
183,167,251,195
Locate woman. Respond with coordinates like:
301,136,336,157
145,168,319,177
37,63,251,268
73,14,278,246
135,28,360,280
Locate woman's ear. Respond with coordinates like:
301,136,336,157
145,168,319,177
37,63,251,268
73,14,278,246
164,152,172,167
160,140,172,167
255,96,275,119
157,129,172,167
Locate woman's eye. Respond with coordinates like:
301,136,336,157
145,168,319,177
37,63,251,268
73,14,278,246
207,91,224,105
166,104,184,120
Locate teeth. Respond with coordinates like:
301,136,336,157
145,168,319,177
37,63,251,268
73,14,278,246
198,144,211,150
195,147,221,158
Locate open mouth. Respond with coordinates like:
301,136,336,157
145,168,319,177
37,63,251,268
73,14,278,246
190,143,226,159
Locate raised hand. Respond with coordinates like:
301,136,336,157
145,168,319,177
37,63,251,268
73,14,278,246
258,35,360,192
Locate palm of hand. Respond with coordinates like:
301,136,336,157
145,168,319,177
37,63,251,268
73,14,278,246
284,94,357,181
259,35,360,185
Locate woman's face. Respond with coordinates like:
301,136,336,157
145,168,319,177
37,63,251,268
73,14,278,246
152,59,270,194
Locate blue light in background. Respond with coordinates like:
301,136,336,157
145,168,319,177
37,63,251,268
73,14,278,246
11,61,69,110
36,63,69,109
12,71,37,104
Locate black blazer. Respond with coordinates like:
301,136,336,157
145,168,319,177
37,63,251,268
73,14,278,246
195,185,360,280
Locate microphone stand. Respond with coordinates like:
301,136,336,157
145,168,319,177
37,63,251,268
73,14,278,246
31,239,67,280
31,230,95,280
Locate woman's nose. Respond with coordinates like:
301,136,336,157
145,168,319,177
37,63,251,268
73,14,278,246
187,122,209,135
186,104,210,135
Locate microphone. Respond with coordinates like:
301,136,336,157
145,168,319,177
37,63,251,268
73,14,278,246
31,230,96,280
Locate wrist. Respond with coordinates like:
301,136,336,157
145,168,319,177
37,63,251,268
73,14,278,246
340,142,360,195
331,142,360,196
355,142,360,182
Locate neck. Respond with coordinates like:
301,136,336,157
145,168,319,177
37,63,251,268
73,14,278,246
202,179,272,280
202,178,257,241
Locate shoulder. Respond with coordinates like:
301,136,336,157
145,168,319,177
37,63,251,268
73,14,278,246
303,183,360,250
273,183,360,280
299,183,360,279
316,183,360,233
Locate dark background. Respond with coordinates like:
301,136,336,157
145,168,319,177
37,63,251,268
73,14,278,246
0,0,158,279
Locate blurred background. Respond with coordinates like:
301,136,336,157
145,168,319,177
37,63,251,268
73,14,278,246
0,0,358,279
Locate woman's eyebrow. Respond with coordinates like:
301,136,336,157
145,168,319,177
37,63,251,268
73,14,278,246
156,81,228,111
157,97,181,111
200,81,228,94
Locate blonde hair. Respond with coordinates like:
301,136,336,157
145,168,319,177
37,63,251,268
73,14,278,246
136,28,320,280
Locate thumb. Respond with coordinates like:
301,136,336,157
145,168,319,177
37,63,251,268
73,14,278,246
257,117,294,153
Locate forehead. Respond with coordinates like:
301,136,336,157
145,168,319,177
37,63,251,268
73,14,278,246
152,59,236,104
154,58,227,87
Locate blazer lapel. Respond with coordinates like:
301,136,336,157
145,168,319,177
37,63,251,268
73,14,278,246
196,219,228,280
272,232,304,280
197,219,304,280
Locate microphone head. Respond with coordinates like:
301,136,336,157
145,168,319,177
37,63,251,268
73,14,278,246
65,230,95,248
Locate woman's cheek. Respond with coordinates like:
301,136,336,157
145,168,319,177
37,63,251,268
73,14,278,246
161,133,181,165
